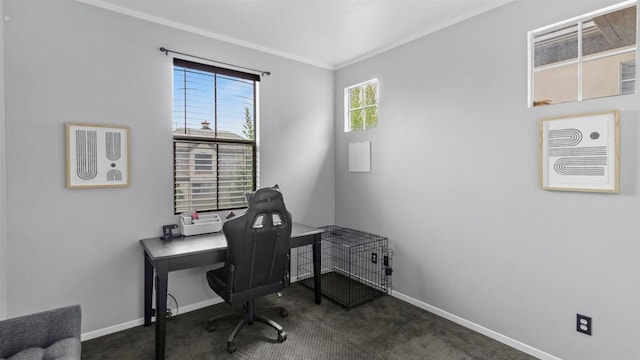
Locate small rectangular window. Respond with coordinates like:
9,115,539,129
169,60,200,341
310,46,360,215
345,79,378,132
194,153,213,171
172,58,258,214
621,60,636,94
529,1,637,107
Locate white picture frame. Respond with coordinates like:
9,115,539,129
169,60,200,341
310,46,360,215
66,123,130,188
539,110,619,193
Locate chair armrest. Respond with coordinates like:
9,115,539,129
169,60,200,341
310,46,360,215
0,305,81,358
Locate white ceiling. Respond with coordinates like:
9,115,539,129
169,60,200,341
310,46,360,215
78,0,514,69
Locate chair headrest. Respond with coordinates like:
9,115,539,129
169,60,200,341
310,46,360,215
246,185,282,206
223,186,289,233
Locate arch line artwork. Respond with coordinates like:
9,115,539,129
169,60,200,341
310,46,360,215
66,123,130,188
539,111,619,193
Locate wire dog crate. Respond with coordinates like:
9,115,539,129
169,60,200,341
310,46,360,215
297,225,393,308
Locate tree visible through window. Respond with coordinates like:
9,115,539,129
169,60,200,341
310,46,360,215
172,58,258,214
345,79,378,132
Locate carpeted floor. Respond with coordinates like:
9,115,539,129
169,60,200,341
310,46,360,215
82,283,538,360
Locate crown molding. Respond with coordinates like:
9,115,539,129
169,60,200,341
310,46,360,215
75,0,336,70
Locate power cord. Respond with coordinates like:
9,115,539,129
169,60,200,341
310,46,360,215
167,293,179,319
154,278,179,319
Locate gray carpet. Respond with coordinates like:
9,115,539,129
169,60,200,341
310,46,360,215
82,283,538,360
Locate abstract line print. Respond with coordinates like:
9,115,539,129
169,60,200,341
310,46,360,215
541,111,618,192
67,123,129,188
547,128,606,177
76,130,98,180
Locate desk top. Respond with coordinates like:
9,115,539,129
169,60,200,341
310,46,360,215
140,222,323,261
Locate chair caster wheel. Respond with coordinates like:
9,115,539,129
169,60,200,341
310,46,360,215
279,308,288,318
278,330,287,343
207,323,216,332
227,342,237,354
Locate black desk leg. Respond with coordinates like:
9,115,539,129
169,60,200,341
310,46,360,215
143,252,153,327
155,272,168,360
312,233,322,304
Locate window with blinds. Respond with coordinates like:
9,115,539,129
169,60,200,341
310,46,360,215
173,58,258,214
621,60,636,94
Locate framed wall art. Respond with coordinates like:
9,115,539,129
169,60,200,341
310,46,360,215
66,123,130,188
539,110,619,193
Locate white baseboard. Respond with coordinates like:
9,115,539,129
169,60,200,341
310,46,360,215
81,317,144,342
82,278,310,342
81,297,224,341
391,290,562,360
176,297,224,314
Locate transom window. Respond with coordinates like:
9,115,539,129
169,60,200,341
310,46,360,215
345,79,378,132
529,1,637,107
172,58,258,214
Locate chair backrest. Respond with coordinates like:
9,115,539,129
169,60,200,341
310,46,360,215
222,186,292,297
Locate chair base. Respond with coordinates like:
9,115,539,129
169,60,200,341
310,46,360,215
208,302,288,354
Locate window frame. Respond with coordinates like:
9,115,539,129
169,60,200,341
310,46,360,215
172,58,259,214
344,78,379,132
527,0,637,107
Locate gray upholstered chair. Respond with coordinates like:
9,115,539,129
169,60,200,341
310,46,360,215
206,186,292,354
0,305,81,360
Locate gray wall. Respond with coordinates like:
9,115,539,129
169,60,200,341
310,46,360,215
0,0,7,319
3,0,334,333
335,1,640,359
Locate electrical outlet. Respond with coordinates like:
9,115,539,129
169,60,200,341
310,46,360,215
577,314,592,335
371,252,377,264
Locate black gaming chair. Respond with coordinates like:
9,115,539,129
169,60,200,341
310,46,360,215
206,186,292,354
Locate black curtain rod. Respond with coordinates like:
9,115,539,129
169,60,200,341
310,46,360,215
159,47,271,76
